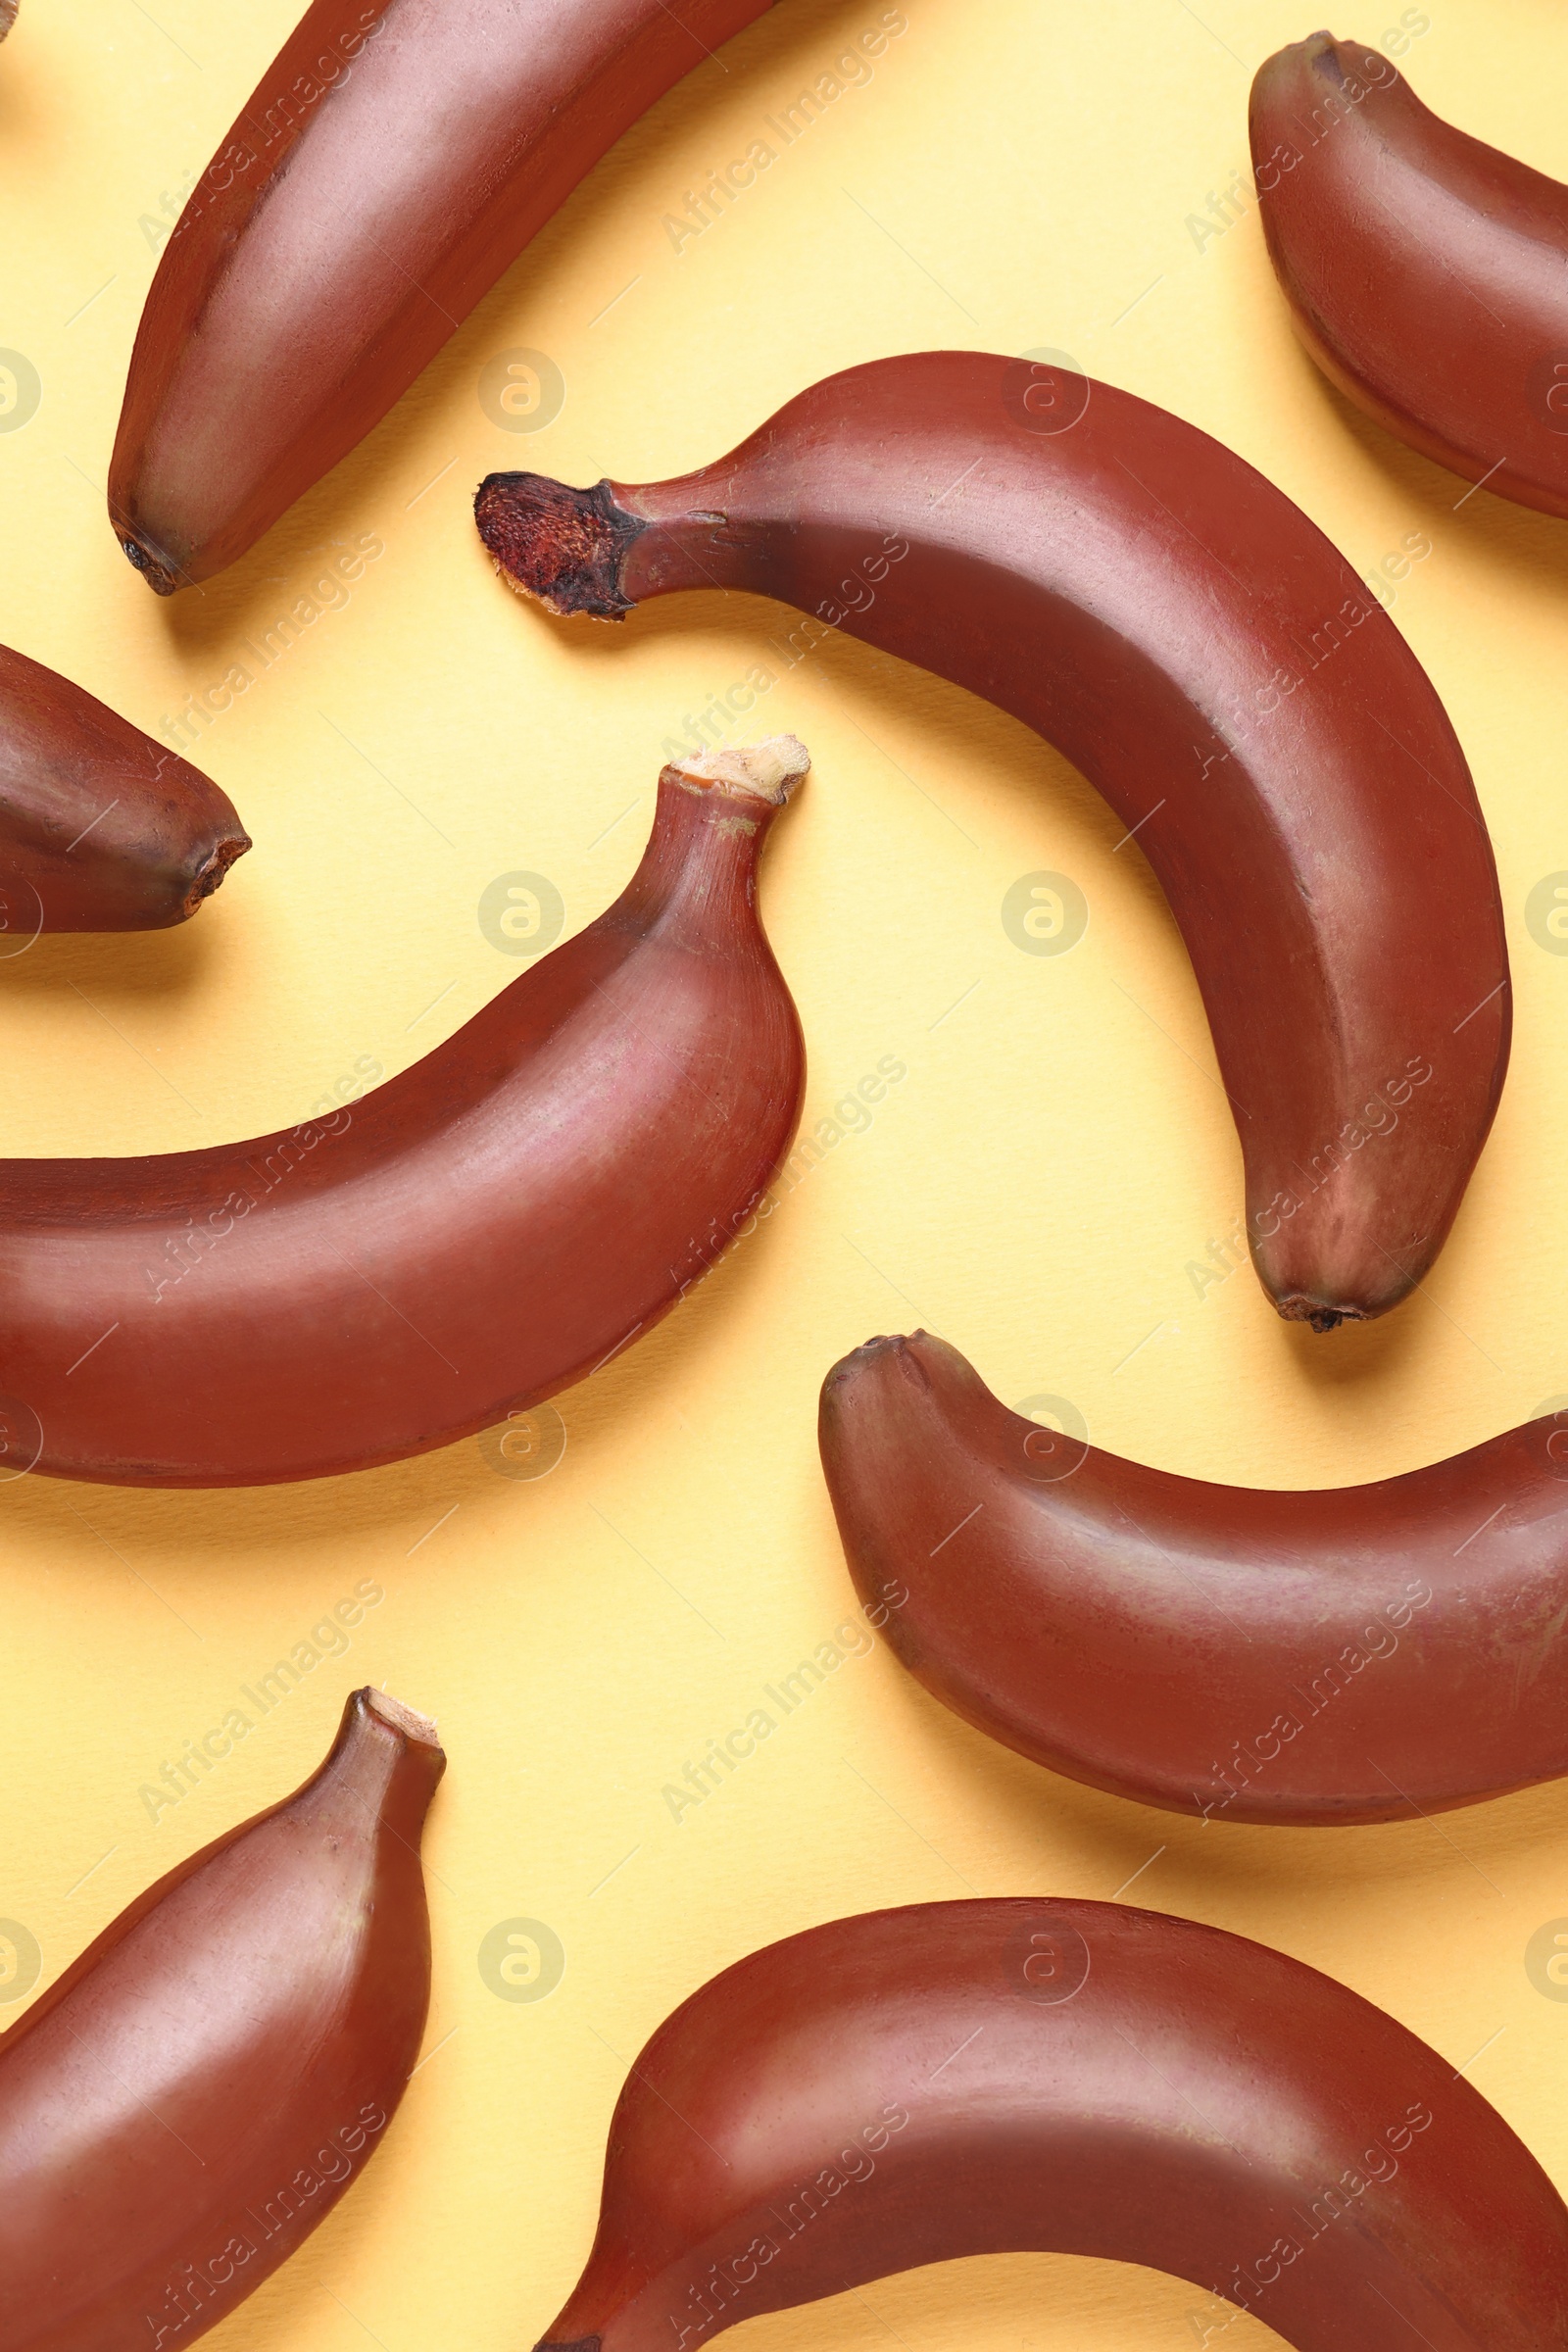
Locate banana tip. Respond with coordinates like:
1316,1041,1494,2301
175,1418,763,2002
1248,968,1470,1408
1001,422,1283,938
1276,1295,1359,1335
117,533,181,598
181,833,251,918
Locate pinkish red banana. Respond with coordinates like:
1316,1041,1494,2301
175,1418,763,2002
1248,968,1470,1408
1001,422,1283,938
536,1897,1568,2352
0,645,247,930
1252,32,1568,518
820,1328,1568,1826
0,739,808,1485
108,0,867,590
475,350,1510,1331
0,1688,443,2352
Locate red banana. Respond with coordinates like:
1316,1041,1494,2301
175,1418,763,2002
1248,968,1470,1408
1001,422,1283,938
0,646,248,931
0,1687,444,2352
1251,33,1568,517
0,738,808,1486
820,1329,1568,1826
475,350,1510,1331
536,1897,1568,2352
108,0,789,592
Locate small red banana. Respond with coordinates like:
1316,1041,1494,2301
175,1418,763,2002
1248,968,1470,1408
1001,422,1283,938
0,738,808,1486
475,351,1510,1331
108,0,789,592
536,1897,1568,2352
1251,33,1568,517
0,646,248,931
0,1687,444,2352
820,1329,1568,1826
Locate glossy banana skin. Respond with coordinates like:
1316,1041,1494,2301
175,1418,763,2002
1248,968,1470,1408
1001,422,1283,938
819,1330,1568,1826
1251,33,1568,517
0,646,248,929
109,0,778,593
0,747,806,1486
0,1688,444,2352
537,1897,1568,2352
475,351,1510,1331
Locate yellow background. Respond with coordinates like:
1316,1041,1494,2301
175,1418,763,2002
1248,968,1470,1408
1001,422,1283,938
2,0,1567,2345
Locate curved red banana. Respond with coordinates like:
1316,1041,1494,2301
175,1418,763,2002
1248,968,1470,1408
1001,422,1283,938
475,350,1510,1331
0,646,248,929
819,1329,1568,1826
1250,33,1568,517
108,0,797,592
0,739,808,1486
0,1687,444,2352
535,1897,1568,2352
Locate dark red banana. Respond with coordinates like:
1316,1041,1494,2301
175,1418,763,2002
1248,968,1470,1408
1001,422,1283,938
535,1897,1568,2352
475,350,1510,1331
0,646,248,930
1251,33,1568,517
108,0,789,592
818,1329,1568,1826
0,1687,444,2352
0,739,808,1486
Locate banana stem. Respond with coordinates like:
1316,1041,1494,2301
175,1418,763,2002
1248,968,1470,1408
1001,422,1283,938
476,473,647,617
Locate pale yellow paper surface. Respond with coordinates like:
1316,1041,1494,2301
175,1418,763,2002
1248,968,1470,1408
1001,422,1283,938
1,2,1566,2346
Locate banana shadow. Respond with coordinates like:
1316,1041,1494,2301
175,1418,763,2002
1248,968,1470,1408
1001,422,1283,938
0,905,227,1008
1271,1279,1435,1397
136,0,870,654
495,570,1133,858
853,1624,1568,1910
724,2252,1259,2352
0,25,50,149
1292,352,1568,613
